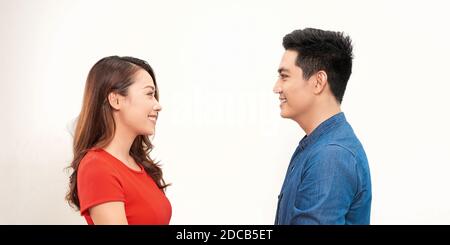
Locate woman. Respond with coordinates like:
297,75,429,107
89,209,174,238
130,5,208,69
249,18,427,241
66,56,171,225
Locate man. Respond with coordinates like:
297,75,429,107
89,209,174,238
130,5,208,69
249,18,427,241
273,28,371,225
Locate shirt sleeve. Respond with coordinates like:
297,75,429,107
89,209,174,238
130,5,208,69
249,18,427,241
77,157,125,216
290,144,358,224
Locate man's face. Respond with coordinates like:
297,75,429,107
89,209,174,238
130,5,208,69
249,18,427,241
273,50,316,121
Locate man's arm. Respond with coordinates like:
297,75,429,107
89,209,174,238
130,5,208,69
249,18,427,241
290,145,358,224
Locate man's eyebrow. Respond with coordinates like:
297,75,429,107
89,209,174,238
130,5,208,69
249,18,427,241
278,68,289,74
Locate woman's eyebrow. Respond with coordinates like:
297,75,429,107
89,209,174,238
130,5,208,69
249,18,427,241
143,85,155,90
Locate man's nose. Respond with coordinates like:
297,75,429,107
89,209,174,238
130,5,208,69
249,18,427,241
273,81,282,94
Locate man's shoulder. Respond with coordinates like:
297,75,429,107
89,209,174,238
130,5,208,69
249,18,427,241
309,143,356,161
305,138,369,173
318,121,366,156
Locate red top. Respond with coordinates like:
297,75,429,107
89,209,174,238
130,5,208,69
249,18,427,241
77,148,171,225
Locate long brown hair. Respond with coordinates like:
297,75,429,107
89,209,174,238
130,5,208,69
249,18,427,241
66,56,169,210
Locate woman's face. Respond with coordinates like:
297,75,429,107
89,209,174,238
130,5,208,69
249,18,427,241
116,69,161,136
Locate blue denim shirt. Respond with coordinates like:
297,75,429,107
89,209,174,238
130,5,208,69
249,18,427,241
275,112,371,225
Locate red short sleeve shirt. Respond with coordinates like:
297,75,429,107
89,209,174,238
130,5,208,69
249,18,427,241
77,148,171,225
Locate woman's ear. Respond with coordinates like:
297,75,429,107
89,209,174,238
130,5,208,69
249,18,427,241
108,92,121,110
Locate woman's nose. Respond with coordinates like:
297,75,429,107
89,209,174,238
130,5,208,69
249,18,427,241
153,101,162,112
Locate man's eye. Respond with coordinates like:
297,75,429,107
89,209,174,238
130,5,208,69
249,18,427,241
279,74,288,79
147,92,154,96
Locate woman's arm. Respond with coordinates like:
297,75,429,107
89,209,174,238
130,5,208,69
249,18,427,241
89,201,128,225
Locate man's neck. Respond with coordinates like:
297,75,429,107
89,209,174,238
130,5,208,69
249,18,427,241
296,105,341,135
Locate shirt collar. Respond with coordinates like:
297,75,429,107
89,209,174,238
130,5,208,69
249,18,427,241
299,112,346,150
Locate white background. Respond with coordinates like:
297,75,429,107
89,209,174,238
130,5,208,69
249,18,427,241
1,0,449,224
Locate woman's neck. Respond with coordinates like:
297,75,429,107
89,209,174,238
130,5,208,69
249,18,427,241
103,122,138,168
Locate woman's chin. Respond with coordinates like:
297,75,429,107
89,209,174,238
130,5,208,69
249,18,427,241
137,128,155,137
145,129,155,136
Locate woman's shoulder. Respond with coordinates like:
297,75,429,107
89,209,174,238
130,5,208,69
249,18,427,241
78,148,118,176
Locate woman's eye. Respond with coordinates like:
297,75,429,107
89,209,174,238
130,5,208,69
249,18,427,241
147,92,154,97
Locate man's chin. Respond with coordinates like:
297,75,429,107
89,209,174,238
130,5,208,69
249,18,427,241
280,111,291,119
